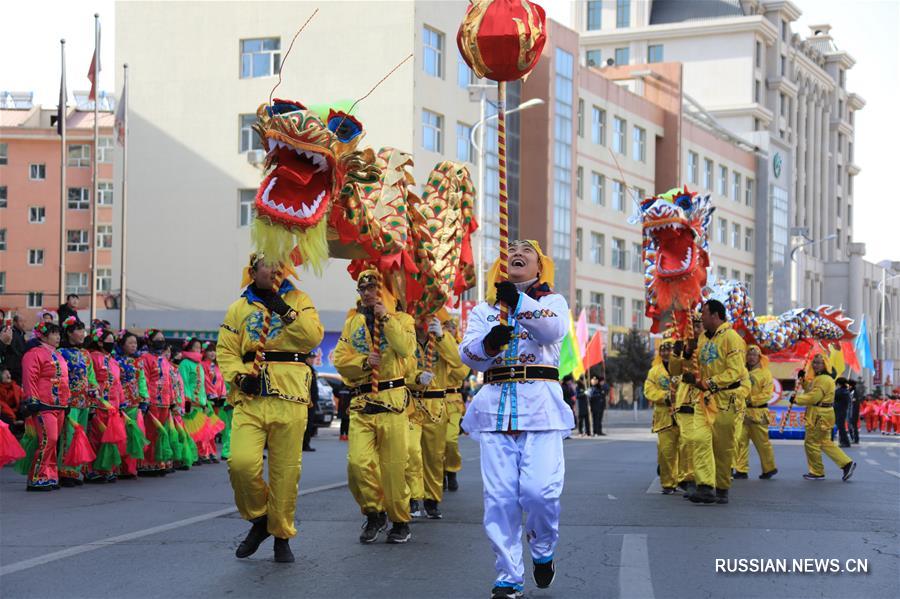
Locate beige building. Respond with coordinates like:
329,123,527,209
114,0,485,332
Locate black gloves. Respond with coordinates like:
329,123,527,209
673,341,684,356
681,372,697,385
253,286,294,320
484,324,514,352
138,402,150,413
495,281,520,308
238,374,261,395
24,399,41,414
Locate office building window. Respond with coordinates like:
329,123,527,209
457,54,477,88
612,238,626,270
0,186,6,208
66,272,89,295
703,158,713,190
28,249,44,265
632,298,645,328
647,44,663,63
29,206,46,223
612,296,625,326
781,20,788,42
552,48,574,297
577,99,585,138
97,181,114,205
687,151,698,184
732,269,741,281
0,143,6,165
744,227,753,252
717,266,728,280
68,187,90,210
29,164,46,180
67,230,89,252
632,126,646,162
591,106,606,145
239,189,254,227
613,117,626,154
836,228,842,249
27,292,44,309
755,41,762,67
97,137,114,163
745,273,753,289
586,49,602,67
754,79,761,103
575,289,583,313
745,178,753,206
97,224,113,249
780,54,787,76
717,218,727,244
612,180,625,212
614,47,629,65
240,38,280,79
97,268,112,293
576,166,584,200
0,229,5,251
732,172,741,202
0,272,4,294
576,228,583,260
422,109,443,152
456,122,474,162
591,172,605,205
718,165,728,195
239,114,262,153
68,144,91,167
631,242,642,273
616,0,631,28
423,26,444,78
587,292,604,325
732,223,741,249
591,232,605,265
587,0,602,30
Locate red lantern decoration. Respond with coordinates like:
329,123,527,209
457,0,547,83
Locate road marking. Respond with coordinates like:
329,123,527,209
884,470,900,479
865,459,880,466
619,534,655,599
645,476,660,494
607,494,618,500
859,451,868,456
0,480,348,578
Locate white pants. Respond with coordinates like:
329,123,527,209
479,430,566,590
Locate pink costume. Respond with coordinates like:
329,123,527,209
139,351,173,473
88,351,126,479
21,344,71,489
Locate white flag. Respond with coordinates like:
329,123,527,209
114,79,126,146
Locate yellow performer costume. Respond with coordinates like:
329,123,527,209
669,314,702,497
334,270,416,543
443,318,469,493
643,335,679,493
218,255,324,553
793,353,855,481
406,319,465,518
688,316,749,504
734,346,778,478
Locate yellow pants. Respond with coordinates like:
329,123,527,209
656,425,680,489
731,411,744,470
228,396,307,539
692,400,737,490
347,410,411,524
804,406,852,476
406,420,424,501
420,414,448,502
444,402,463,474
735,407,777,474
674,411,694,483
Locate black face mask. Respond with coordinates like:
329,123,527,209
103,341,116,352
151,339,167,351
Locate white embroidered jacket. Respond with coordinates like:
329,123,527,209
459,292,575,435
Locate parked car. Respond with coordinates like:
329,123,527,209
309,376,335,433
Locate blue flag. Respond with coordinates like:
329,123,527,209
854,314,875,370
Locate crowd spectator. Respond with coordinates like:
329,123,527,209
57,294,82,325
589,375,609,436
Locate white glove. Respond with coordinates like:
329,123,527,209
427,318,443,337
418,371,435,386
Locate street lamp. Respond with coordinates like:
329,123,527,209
789,231,837,263
467,86,545,303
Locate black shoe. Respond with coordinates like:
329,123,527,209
446,471,459,492
210,456,221,463
105,475,117,483
424,499,442,519
803,473,825,480
60,478,78,488
84,476,106,484
443,473,448,491
26,485,53,492
410,499,422,518
386,522,411,544
118,474,137,480
273,538,295,563
302,446,316,452
176,465,190,471
235,515,270,558
598,432,606,436
137,470,155,477
759,469,778,480
681,481,696,499
842,461,856,482
689,484,716,504
839,443,851,448
715,488,729,504
732,471,749,479
359,512,385,544
490,585,523,599
661,487,676,495
73,478,84,486
533,559,555,589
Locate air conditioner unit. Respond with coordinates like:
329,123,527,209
247,149,266,166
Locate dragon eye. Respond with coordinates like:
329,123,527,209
639,197,655,212
674,194,692,211
327,110,363,142
268,99,307,116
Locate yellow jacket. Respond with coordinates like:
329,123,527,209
674,379,701,408
217,283,324,405
795,373,835,408
334,308,415,412
747,365,774,407
697,322,749,407
644,362,676,432
406,333,466,423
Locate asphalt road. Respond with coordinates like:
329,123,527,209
1,411,898,599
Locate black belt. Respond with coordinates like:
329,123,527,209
445,387,464,394
748,403,769,409
677,406,694,414
361,403,392,415
242,351,310,363
815,403,834,408
484,365,559,384
348,378,406,398
412,390,446,399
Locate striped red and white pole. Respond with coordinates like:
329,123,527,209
497,81,510,328
369,271,384,388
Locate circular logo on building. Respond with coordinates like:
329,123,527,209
773,152,783,178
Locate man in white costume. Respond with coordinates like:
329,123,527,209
459,240,574,599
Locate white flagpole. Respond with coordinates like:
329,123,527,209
90,13,100,322
119,64,128,330
59,39,67,307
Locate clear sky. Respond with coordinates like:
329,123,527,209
2,0,897,264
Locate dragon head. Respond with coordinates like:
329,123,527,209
641,186,714,334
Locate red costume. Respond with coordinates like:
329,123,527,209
21,342,70,490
